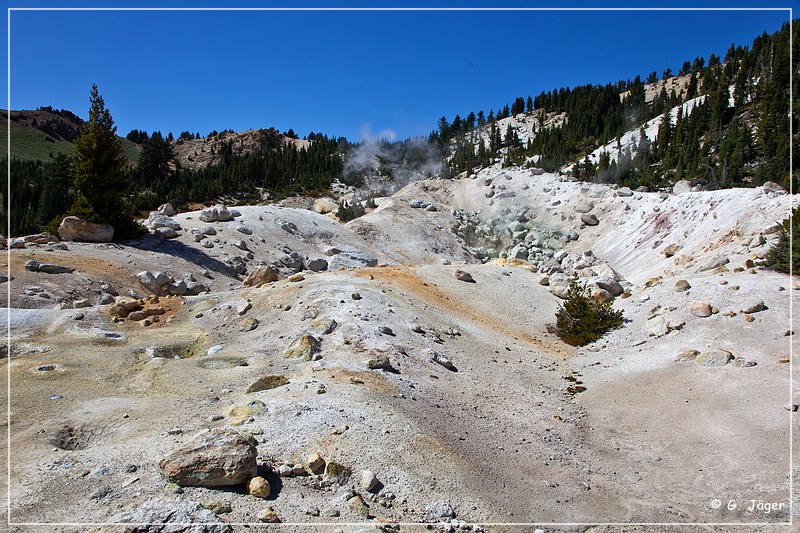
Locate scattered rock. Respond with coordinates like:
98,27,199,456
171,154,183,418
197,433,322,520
236,300,252,316
430,350,457,371
283,334,321,360
366,353,392,370
159,428,258,487
257,507,280,523
689,301,713,318
310,318,337,335
243,266,279,287
96,293,115,305
239,317,259,332
548,273,572,299
675,349,700,362
306,258,329,272
675,280,691,292
246,375,290,393
323,460,352,486
287,273,305,282
580,214,599,226
784,403,798,412
426,501,455,519
673,180,692,195
247,476,270,498
593,276,624,297
348,494,371,517
109,498,232,532
200,204,233,223
378,325,395,336
306,452,326,475
741,300,766,314
663,244,682,258
695,349,734,367
454,270,475,283
202,500,232,515
361,470,379,492
25,260,74,274
733,357,757,368
158,203,176,216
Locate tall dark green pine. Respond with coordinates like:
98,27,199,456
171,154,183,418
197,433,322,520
73,84,142,239
36,153,74,227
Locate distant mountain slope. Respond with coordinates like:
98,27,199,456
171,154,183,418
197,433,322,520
0,107,140,163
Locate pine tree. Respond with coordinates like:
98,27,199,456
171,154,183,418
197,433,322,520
555,277,624,345
36,153,74,227
73,84,142,239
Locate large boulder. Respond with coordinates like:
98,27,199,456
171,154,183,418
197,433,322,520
159,428,257,487
158,203,177,216
57,216,114,243
673,180,692,195
144,212,182,230
762,181,787,195
283,334,321,360
580,213,599,226
243,266,279,287
199,204,233,223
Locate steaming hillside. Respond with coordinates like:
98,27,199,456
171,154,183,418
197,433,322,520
4,165,796,528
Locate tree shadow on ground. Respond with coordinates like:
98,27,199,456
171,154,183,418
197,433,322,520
121,235,239,280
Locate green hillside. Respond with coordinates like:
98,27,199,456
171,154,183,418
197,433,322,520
0,112,140,163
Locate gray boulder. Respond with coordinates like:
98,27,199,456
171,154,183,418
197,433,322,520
673,180,692,195
548,272,572,299
580,214,599,226
593,276,624,297
145,212,182,230
157,203,176,216
244,266,279,286
306,258,329,272
426,501,455,519
199,204,232,223
762,181,787,195
159,428,257,487
57,216,114,242
154,227,178,239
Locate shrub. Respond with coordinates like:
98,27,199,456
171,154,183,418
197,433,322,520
555,277,624,346
762,207,799,275
335,200,364,222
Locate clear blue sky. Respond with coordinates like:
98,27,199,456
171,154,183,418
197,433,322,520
5,1,793,142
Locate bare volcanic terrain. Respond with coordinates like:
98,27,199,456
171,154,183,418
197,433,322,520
3,168,798,532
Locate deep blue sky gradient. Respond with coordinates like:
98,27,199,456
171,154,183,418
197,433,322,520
5,2,793,141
